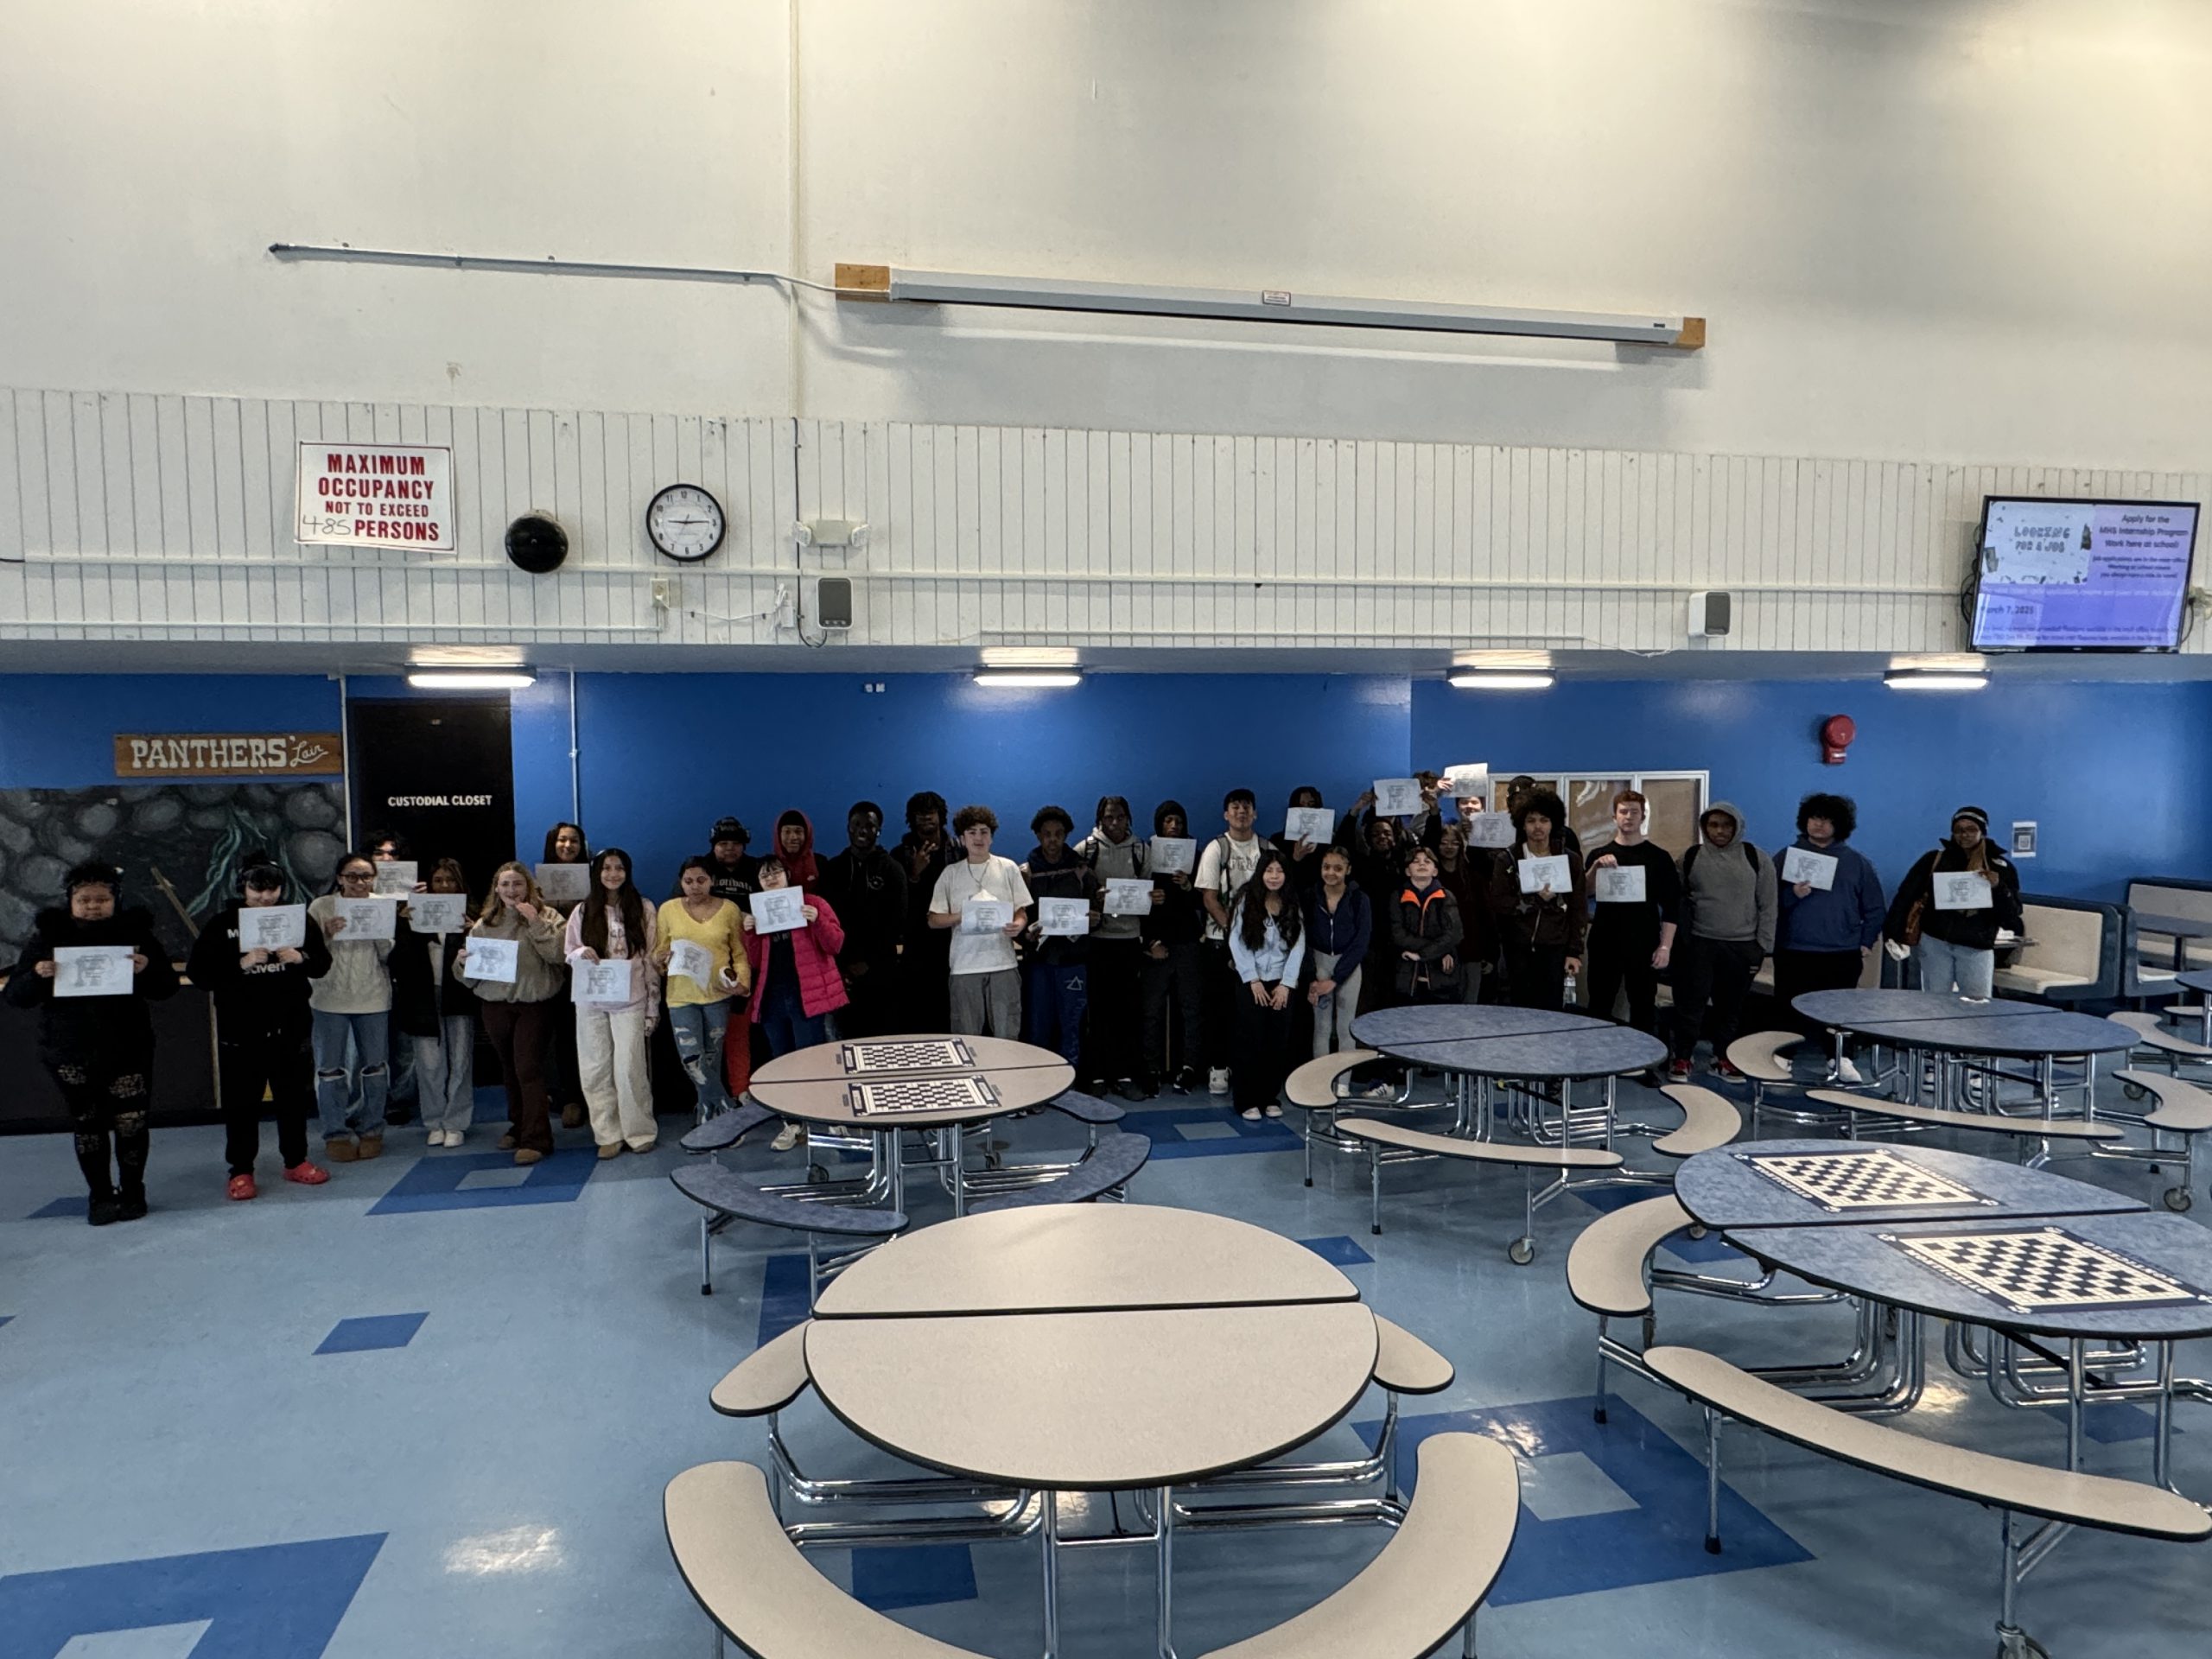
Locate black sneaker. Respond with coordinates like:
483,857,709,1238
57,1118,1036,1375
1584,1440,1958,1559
88,1197,120,1226
116,1192,149,1222
1171,1067,1201,1095
1119,1077,1158,1102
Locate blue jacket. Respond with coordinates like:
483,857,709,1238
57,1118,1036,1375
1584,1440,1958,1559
1304,883,1372,970
1776,838,1886,953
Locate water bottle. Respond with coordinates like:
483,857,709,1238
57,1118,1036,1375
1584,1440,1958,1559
1561,969,1580,1009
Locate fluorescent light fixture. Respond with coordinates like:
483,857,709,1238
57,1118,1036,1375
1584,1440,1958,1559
1890,652,1986,673
406,670,536,690
1448,671,1555,690
973,669,1082,689
1883,672,1988,691
980,646,1078,669
836,264,1704,350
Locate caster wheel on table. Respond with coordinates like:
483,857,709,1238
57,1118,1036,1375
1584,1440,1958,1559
2123,1081,2147,1102
1688,1223,1708,1240
1995,1636,2050,1659
807,1164,829,1184
1507,1237,1535,1266
2164,1186,2194,1212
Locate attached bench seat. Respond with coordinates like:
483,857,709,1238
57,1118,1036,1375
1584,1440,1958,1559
966,1131,1150,1214
1644,1343,2210,1659
682,1100,778,1154
1373,1313,1454,1396
2113,1009,2212,1065
1046,1089,1125,1127
1338,1117,1621,1260
1567,1194,1692,1422
668,1460,987,1659
2108,1071,2212,1213
1652,1084,1742,1157
712,1321,810,1419
671,1164,906,1297
1192,1433,1520,1659
1284,1049,1386,1109
1806,1088,2122,1143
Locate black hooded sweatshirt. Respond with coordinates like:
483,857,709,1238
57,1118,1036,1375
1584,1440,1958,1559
6,904,180,1061
1140,802,1205,949
188,903,333,1039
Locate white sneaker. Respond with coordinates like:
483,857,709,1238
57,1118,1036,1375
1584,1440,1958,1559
772,1123,804,1152
1208,1067,1231,1096
1833,1058,1865,1085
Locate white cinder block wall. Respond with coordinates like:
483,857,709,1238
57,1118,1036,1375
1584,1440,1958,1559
3,0,2207,656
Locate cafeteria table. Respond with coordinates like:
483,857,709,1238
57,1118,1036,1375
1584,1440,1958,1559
2134,912,2212,974
1791,991,2135,1122
2178,968,2212,1044
804,1205,1379,1659
1351,1005,1667,1147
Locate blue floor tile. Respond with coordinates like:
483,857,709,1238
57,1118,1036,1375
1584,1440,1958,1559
0,1535,385,1658
849,1545,978,1612
1299,1235,1376,1267
365,1147,598,1215
2082,1402,2187,1445
1124,1103,1300,1159
29,1196,83,1219
314,1313,428,1354
757,1252,812,1346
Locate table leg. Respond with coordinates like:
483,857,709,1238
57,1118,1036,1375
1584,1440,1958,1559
950,1125,967,1217
1603,1074,1618,1154
2156,1341,2176,1491
884,1128,906,1211
2067,1338,2086,1471
1156,1483,1178,1659
1039,1489,1059,1659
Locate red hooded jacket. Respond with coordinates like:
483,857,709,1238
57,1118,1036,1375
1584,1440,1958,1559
773,809,821,892
744,890,849,1020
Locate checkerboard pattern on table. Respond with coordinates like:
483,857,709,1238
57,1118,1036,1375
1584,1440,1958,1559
842,1039,973,1073
1743,1147,1993,1213
1886,1226,2212,1314
849,1075,998,1116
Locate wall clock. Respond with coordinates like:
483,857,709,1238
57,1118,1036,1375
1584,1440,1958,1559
646,484,727,563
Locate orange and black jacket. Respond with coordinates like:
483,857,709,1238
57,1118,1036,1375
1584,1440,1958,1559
1390,880,1465,998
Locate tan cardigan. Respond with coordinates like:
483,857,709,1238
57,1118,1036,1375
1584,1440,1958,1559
457,904,569,1005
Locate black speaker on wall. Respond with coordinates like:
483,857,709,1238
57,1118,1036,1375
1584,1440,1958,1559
505,513,569,574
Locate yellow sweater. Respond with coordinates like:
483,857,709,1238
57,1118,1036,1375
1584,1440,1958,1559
656,898,751,1007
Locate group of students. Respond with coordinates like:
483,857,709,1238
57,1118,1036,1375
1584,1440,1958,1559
3,777,2021,1220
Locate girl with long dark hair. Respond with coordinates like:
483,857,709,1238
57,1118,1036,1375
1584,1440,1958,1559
391,857,480,1147
307,850,396,1161
539,822,591,1129
655,855,750,1122
1226,849,1306,1121
564,847,661,1158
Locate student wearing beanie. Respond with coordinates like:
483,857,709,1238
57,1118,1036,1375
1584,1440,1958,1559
1883,805,2023,998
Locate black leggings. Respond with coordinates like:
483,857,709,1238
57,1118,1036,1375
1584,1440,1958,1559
45,1048,153,1201
219,1027,314,1175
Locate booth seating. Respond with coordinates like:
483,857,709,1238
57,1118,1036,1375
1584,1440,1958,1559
1643,1344,2211,1659
965,1130,1150,1213
2122,911,2185,1005
2126,876,2212,971
670,1163,906,1299
1993,897,2119,1001
1337,1116,1621,1262
1806,1087,2121,1158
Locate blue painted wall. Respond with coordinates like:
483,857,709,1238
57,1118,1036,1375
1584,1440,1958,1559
1412,677,2212,902
0,675,341,786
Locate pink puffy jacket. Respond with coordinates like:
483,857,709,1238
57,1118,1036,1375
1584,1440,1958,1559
743,892,850,1020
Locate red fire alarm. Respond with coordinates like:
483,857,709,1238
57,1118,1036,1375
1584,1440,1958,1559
1821,714,1856,766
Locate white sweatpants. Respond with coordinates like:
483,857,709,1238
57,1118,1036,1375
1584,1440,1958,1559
576,1004,656,1149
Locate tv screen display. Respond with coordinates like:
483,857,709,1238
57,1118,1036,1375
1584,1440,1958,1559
1972,497,2198,651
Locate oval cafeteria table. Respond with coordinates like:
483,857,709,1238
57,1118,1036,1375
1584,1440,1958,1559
1351,1004,1666,1143
804,1204,1378,1659
1675,1140,2211,1490
2179,968,2212,1044
747,1033,1074,1213
1792,990,2134,1119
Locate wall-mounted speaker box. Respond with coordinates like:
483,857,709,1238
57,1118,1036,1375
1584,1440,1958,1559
816,576,855,630
1688,589,1731,638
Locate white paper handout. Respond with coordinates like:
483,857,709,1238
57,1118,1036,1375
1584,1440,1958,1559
667,938,715,984
1103,878,1154,916
462,936,519,984
1147,836,1196,875
749,887,808,936
372,861,418,896
1372,778,1424,817
1444,762,1490,792
1464,812,1516,849
239,904,307,952
961,899,1014,936
53,944,135,998
1932,872,1995,912
574,958,635,1003
1038,897,1090,938
408,893,468,934
1517,854,1573,896
1283,806,1336,844
1593,865,1648,904
534,862,592,906
332,897,397,942
1782,848,1839,891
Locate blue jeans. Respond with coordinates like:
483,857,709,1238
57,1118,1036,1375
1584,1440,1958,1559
313,1008,390,1142
758,973,828,1058
1023,960,1089,1066
670,1001,735,1117
1916,935,1994,998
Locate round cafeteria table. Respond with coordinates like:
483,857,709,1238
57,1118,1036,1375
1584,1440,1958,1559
1351,1005,1663,1143
2178,969,2212,1044
747,1033,1074,1213
804,1205,1379,1658
1792,994,2134,1120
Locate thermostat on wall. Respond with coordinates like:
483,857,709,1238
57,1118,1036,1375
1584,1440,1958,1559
1688,590,1732,639
815,576,854,630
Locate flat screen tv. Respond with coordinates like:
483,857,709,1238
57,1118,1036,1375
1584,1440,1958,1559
1971,496,2199,652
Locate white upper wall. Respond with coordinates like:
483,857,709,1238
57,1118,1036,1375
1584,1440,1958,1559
4,0,2209,469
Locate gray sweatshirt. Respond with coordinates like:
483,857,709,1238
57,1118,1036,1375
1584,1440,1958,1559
1677,801,1777,953
1073,828,1147,942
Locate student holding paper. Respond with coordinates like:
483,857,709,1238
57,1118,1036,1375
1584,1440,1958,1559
1583,790,1681,1039
8,862,179,1224
1020,805,1099,1068
307,852,397,1162
1226,849,1306,1120
565,849,662,1159
539,821,592,1130
1196,789,1277,1095
1775,793,1887,1072
656,856,752,1123
1883,805,2023,998
928,804,1033,1039
390,859,481,1147
190,855,334,1198
897,792,960,1032
741,858,849,1105
1487,790,1586,1008
1072,796,1149,1096
367,831,424,1126
1139,800,1208,1096
1304,846,1371,1055
458,862,569,1165
1281,786,1332,890
1433,822,1495,1001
